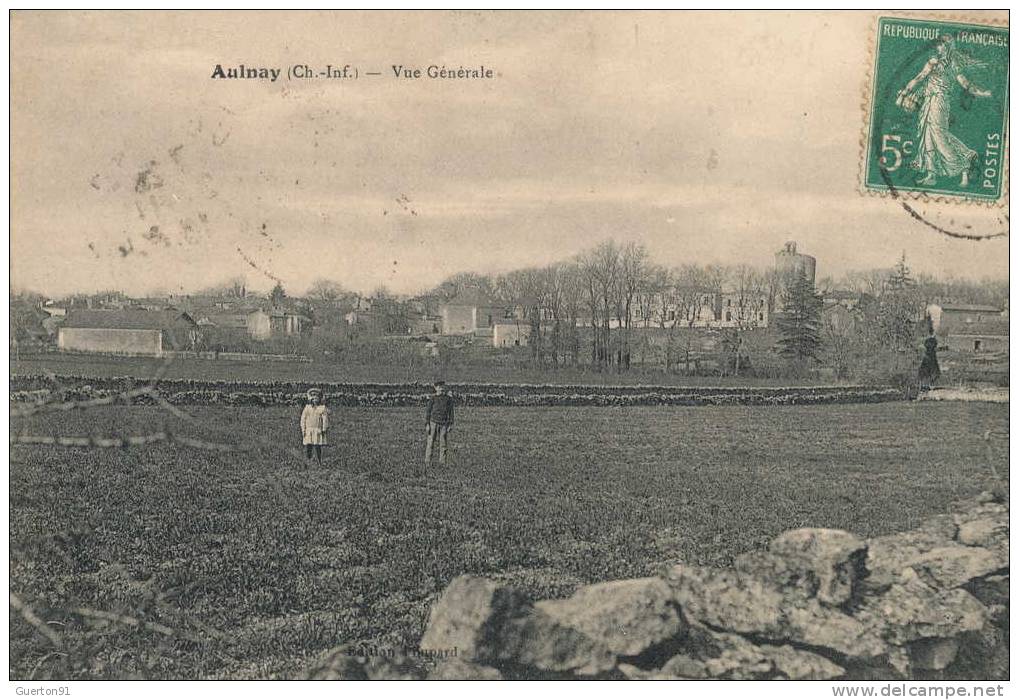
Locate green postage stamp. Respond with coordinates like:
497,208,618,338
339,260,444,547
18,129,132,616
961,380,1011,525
863,17,1008,202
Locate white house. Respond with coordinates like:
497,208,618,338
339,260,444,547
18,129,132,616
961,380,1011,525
493,320,529,347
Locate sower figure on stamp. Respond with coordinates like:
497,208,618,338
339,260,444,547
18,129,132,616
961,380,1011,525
424,380,454,467
896,35,992,188
301,388,330,465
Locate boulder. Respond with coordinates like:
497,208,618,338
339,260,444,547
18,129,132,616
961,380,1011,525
428,658,503,680
856,570,987,646
764,643,846,680
664,564,785,635
865,515,958,589
766,528,867,606
419,575,615,675
493,608,616,675
951,495,1007,526
361,654,428,680
419,575,531,658
965,574,1008,611
700,635,773,680
734,551,825,602
909,638,960,671
534,577,682,657
699,631,845,680
617,662,687,680
659,653,710,679
783,603,888,660
303,648,369,680
957,517,1008,568
652,626,844,680
840,647,912,681
948,624,1010,680
303,646,427,680
664,563,885,661
910,546,1002,589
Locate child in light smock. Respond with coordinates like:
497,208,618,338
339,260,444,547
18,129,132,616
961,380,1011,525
300,388,330,465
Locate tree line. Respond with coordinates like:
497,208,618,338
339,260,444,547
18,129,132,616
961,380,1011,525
10,241,1006,383
425,240,787,374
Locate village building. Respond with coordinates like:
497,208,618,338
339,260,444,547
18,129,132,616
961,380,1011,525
267,308,310,337
407,315,442,336
191,307,308,341
717,290,769,327
493,319,529,347
438,289,510,335
632,288,769,330
928,303,1009,354
40,302,66,318
58,309,199,356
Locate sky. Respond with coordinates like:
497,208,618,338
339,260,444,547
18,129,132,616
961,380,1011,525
10,10,1009,298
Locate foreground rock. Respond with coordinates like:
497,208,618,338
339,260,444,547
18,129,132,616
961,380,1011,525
664,563,887,661
765,528,867,606
865,515,958,588
304,646,427,680
856,570,987,646
534,577,682,656
419,575,615,675
306,492,1007,680
428,658,503,680
666,626,845,680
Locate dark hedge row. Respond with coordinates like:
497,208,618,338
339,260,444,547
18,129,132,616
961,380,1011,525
10,374,898,398
10,376,904,408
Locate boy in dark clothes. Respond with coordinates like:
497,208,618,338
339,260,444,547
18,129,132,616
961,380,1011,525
424,380,454,466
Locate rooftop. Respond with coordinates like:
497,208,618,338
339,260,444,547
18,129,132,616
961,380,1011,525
442,288,500,308
62,309,197,331
937,303,1003,313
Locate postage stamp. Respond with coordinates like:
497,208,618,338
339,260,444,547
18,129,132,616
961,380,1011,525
863,17,1009,202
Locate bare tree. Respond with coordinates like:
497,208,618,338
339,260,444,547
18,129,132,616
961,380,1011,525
558,262,585,366
720,265,768,375
822,306,855,379
578,252,602,366
495,268,546,363
841,269,889,297
669,265,713,372
636,264,669,366
432,272,496,301
616,242,649,370
199,276,247,298
306,279,347,304
585,241,621,370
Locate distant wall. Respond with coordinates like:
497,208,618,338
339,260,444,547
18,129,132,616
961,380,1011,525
159,351,311,362
306,492,1008,680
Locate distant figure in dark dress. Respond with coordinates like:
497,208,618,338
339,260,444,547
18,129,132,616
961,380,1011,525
918,335,941,391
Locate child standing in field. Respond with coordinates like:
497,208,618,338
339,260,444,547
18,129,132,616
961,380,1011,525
301,388,330,465
424,380,454,467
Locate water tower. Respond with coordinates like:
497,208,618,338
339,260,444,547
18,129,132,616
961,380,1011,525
775,241,816,285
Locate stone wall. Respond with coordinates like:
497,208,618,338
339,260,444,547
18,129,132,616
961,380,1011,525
305,492,1008,680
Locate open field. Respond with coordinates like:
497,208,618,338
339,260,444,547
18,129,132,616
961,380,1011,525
11,352,853,387
10,402,1009,679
